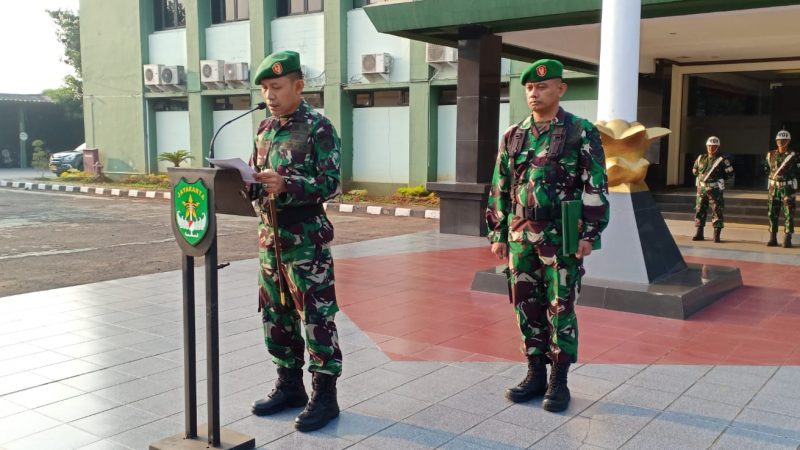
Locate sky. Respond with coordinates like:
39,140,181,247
0,0,80,94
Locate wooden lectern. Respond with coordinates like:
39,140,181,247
150,167,256,450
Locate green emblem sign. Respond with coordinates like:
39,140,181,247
174,178,209,246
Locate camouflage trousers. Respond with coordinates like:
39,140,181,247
509,241,583,364
695,187,724,229
768,187,797,234
258,223,342,376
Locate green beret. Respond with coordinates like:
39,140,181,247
253,50,301,84
520,59,564,85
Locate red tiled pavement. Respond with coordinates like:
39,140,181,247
336,248,800,365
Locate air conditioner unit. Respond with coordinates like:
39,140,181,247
201,60,225,88
143,64,165,92
160,65,186,91
224,62,249,88
426,44,458,65
361,53,392,75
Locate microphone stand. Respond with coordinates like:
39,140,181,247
208,102,267,167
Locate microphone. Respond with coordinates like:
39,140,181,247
208,102,267,166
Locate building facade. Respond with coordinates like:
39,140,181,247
78,0,599,193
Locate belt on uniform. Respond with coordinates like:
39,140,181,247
271,203,325,227
514,204,559,221
769,179,797,187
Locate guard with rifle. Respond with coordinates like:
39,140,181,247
247,51,343,432
765,130,800,248
692,136,734,243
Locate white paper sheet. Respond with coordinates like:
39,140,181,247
206,157,257,183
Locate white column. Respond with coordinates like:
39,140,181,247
596,0,641,122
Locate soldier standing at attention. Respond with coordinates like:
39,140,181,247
486,59,609,413
765,130,800,248
248,51,342,432
691,136,734,243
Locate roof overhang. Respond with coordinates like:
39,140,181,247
365,0,800,74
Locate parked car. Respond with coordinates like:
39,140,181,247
50,143,86,175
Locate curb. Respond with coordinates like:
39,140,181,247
0,180,440,219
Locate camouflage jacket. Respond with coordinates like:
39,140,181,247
765,149,800,182
486,107,610,245
692,153,733,183
250,99,341,247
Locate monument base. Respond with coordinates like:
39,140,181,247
427,182,491,236
150,425,255,450
471,263,742,320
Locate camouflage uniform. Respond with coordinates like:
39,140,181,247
487,107,610,364
765,149,800,234
692,153,733,229
250,99,343,376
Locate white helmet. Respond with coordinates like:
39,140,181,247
776,130,791,140
706,136,720,146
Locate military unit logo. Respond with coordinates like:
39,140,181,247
272,62,283,75
536,65,547,77
174,178,209,246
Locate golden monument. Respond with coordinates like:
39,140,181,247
594,119,670,193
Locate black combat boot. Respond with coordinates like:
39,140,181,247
767,232,778,247
692,227,704,241
505,354,548,403
294,372,339,431
784,233,793,248
542,363,571,413
251,367,308,416
713,228,722,243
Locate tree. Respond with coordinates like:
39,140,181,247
158,150,195,168
31,140,50,177
46,9,82,105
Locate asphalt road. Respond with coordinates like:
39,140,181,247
0,188,437,297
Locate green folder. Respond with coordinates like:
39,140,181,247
561,200,601,255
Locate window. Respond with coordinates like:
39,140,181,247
212,96,251,111
303,92,324,109
352,89,409,108
277,0,323,17
438,88,457,106
154,0,186,31
211,0,249,24
152,98,189,111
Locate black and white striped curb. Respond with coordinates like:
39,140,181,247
0,180,440,219
0,180,172,200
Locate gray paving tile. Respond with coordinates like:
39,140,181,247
348,392,432,422
338,367,418,409
0,343,43,362
72,324,130,340
666,395,742,425
528,435,584,450
317,410,394,442
603,383,681,411
0,410,61,445
110,356,179,378
0,351,73,377
225,411,297,446
759,378,800,401
749,389,800,418
685,380,760,408
93,377,171,404
403,404,484,435
493,401,573,434
53,340,121,359
770,366,800,385
712,426,800,450
380,361,445,378
700,365,777,389
568,372,623,400
573,364,643,384
265,430,351,449
458,417,546,449
0,372,52,396
3,382,85,409
71,405,160,438
358,422,454,449
30,333,93,350
625,365,710,394
580,401,661,429
107,417,181,450
620,411,726,450
733,407,800,440
439,377,513,418
2,424,100,450
0,398,25,420
341,347,391,379
81,348,151,367
448,361,516,375
75,438,133,450
129,387,193,418
60,369,136,392
539,415,643,449
390,365,489,403
36,393,121,423
30,359,104,380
